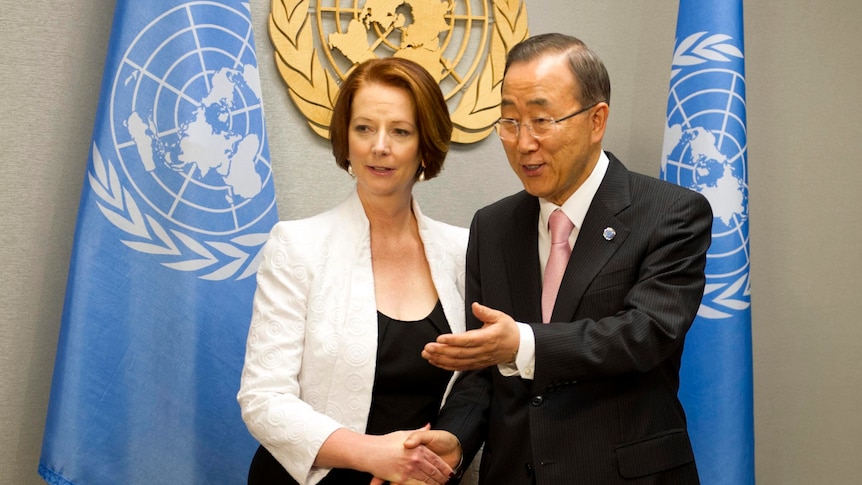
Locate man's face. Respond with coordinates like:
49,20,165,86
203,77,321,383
499,53,606,206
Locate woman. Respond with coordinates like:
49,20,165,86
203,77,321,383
237,57,467,485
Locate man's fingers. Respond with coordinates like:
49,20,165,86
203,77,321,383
424,356,488,371
425,335,498,366
426,341,486,358
471,301,489,319
471,301,501,321
435,331,474,347
403,429,431,448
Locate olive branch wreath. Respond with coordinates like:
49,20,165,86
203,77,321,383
699,273,751,319
88,143,269,281
268,0,528,143
670,31,744,79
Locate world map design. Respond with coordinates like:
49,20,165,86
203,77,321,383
661,32,750,319
319,0,490,93
662,125,746,229
328,0,453,80
109,2,275,236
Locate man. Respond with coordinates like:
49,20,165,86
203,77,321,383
409,33,712,484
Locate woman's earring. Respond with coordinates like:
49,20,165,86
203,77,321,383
417,164,426,182
347,162,355,178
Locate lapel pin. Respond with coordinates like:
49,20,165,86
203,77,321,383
603,227,616,241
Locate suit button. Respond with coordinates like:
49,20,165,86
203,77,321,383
530,395,543,406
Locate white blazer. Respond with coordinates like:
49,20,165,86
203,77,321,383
238,191,468,484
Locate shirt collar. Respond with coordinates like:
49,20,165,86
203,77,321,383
539,150,610,231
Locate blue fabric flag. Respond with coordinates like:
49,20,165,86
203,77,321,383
39,2,277,483
660,1,755,483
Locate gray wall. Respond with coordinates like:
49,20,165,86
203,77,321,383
2,1,860,483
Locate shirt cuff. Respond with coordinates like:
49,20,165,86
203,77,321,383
497,322,536,380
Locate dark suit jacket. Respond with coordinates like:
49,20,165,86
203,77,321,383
438,153,712,485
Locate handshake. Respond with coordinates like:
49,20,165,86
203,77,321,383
362,426,463,485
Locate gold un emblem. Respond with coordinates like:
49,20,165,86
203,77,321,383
269,0,529,143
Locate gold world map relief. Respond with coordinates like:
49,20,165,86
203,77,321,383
269,0,529,143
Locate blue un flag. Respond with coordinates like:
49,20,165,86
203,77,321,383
39,2,278,483
660,0,755,484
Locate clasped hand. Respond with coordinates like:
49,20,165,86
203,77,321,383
362,424,455,485
370,428,463,485
422,302,520,371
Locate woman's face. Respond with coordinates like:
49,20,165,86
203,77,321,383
348,82,422,201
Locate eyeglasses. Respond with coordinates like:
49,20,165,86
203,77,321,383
495,102,599,141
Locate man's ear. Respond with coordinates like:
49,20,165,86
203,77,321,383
590,102,610,144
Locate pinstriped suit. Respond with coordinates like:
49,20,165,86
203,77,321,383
437,153,711,484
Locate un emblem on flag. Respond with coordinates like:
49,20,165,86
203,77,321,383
661,32,750,319
90,2,276,281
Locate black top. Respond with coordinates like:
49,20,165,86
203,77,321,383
248,301,454,484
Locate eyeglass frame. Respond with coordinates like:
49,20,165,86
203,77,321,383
495,102,601,140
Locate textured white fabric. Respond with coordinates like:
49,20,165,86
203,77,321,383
541,209,574,323
237,190,468,484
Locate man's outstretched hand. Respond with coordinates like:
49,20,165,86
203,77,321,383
422,302,520,371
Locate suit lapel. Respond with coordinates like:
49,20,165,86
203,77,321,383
502,194,543,323
551,154,632,322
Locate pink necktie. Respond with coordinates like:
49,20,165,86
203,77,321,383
542,209,574,323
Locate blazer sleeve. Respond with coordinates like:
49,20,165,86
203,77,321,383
237,221,344,484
